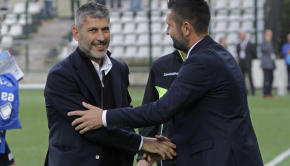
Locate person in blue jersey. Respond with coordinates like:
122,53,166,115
0,15,17,166
137,50,186,166
0,74,21,166
281,34,290,92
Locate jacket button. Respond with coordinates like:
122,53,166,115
96,155,100,159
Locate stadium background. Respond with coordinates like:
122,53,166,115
1,0,290,165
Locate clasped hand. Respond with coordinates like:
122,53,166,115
142,135,176,165
68,102,177,163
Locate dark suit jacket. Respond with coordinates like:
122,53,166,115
106,36,264,166
44,47,141,166
237,41,256,70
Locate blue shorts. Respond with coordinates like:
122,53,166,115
0,142,15,165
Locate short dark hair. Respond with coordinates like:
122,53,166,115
75,2,109,30
167,0,211,35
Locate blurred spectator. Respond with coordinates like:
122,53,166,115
0,14,2,40
111,0,121,9
261,29,275,98
95,0,106,6
281,34,290,92
237,32,256,96
0,0,9,10
130,0,142,12
42,0,54,21
71,0,80,19
219,37,227,49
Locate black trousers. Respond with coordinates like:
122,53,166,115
240,68,255,95
239,60,255,95
263,69,274,96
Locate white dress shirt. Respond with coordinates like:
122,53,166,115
91,54,112,84
187,38,203,59
239,39,248,59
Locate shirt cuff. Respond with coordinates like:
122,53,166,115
102,110,143,150
102,110,107,127
139,136,143,151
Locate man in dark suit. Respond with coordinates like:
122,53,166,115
237,32,256,96
44,2,176,166
68,0,264,165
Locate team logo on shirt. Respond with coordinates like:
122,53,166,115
164,72,178,76
0,78,12,87
0,102,12,120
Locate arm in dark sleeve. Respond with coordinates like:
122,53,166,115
250,43,257,59
106,57,211,129
137,67,160,159
236,44,240,55
124,62,133,108
44,64,141,154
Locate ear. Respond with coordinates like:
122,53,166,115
72,27,80,41
182,22,191,37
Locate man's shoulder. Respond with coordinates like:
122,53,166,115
48,51,77,76
110,57,128,69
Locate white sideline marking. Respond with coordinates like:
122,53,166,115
19,84,45,89
265,147,290,166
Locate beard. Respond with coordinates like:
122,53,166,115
79,34,109,60
171,30,189,53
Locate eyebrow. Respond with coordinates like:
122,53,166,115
87,26,110,30
88,27,97,30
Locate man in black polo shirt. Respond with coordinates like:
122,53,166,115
137,50,186,166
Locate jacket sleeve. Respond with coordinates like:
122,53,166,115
125,62,133,108
106,56,211,129
44,64,141,154
137,67,160,159
236,44,240,55
250,43,256,60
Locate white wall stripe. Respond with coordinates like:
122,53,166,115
19,84,45,89
265,147,290,166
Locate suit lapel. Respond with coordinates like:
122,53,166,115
72,50,101,107
110,60,122,108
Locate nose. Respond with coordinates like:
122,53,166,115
166,25,170,35
96,31,105,41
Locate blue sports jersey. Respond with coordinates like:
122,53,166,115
0,73,21,130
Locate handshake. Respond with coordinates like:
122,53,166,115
139,135,176,165
68,102,177,165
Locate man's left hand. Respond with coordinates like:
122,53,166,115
68,102,104,134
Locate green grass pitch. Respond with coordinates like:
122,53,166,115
5,88,290,166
